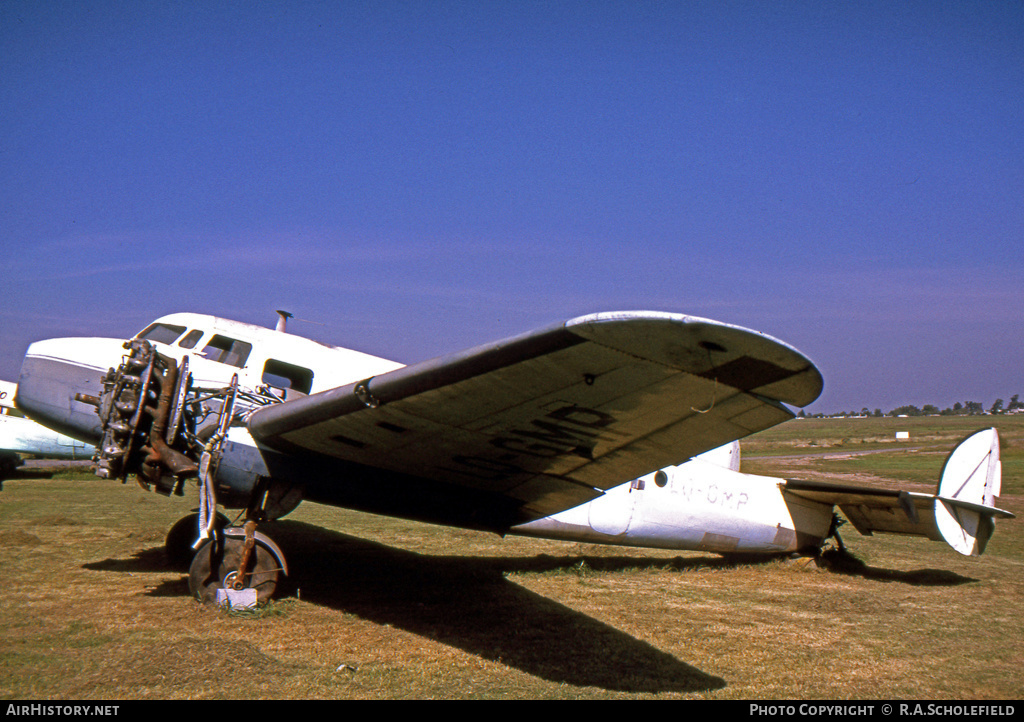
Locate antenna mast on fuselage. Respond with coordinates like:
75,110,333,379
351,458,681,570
275,310,293,333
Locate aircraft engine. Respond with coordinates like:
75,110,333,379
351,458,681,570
86,339,301,521
91,339,197,491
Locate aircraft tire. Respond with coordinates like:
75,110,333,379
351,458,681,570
165,512,228,570
188,530,282,605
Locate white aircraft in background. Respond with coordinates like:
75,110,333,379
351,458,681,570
13,310,1012,606
0,379,95,481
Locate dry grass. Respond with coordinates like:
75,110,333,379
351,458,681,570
1,416,1022,699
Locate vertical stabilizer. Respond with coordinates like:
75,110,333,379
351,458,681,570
934,428,1009,556
695,440,741,471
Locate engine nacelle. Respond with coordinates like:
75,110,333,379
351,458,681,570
213,439,265,508
213,438,302,520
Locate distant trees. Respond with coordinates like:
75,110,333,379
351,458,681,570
812,393,1023,418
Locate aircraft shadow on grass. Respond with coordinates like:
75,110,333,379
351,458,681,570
82,520,976,693
86,520,719,692
814,549,980,586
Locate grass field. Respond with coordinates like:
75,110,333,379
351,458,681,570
1,416,1022,700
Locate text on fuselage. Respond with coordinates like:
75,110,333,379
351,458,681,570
671,478,750,510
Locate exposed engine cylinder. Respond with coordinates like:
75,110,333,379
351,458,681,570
93,339,197,492
89,339,302,521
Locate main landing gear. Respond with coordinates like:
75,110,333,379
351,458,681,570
165,513,289,605
164,512,227,569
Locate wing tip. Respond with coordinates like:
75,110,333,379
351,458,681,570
565,310,823,408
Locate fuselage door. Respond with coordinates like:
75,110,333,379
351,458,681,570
587,479,643,536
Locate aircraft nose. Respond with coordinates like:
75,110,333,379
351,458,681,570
17,336,127,443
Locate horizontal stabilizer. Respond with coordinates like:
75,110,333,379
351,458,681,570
782,428,1013,556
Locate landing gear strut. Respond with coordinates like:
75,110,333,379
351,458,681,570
827,513,847,554
817,514,864,571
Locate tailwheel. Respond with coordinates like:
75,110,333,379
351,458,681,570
816,513,864,572
188,524,287,605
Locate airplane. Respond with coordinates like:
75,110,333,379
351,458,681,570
13,310,1013,607
0,379,95,482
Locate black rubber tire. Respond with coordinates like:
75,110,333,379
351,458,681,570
164,512,228,570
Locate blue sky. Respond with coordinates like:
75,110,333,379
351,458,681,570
2,1,1021,414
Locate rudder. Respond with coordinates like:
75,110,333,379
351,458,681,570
935,428,1013,556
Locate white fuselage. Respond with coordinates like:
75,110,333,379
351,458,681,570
511,452,833,554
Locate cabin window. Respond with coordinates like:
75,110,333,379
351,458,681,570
262,359,314,395
200,335,252,368
137,323,187,345
177,329,204,349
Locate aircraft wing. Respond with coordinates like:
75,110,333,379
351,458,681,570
1,380,96,467
0,413,95,459
248,311,823,525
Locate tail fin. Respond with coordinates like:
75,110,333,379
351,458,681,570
694,440,740,471
935,428,1013,556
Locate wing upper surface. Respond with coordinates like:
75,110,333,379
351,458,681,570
248,311,823,524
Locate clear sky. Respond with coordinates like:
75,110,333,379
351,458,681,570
2,1,1021,414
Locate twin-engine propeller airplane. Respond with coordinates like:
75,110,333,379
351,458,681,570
1,380,95,481
14,310,1012,605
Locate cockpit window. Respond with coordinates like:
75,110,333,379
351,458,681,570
177,329,204,349
137,323,187,345
262,359,314,395
200,335,252,368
